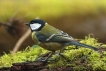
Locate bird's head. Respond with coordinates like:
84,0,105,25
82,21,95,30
26,19,46,31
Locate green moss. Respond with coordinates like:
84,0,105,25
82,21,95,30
0,35,106,70
0,46,48,68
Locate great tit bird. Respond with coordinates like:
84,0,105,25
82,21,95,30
26,19,98,61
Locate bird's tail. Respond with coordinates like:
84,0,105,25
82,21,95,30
66,42,98,51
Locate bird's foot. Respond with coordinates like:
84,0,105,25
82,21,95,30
34,51,55,62
34,57,48,63
55,51,66,59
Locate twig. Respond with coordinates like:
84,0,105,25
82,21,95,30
12,28,31,53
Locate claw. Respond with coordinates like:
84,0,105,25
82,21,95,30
35,51,55,62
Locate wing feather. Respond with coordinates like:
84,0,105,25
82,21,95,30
36,30,75,43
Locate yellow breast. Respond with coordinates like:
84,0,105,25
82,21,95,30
31,32,40,44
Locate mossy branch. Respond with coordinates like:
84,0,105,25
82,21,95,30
0,35,106,70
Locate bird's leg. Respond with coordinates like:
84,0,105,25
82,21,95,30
35,51,54,62
42,51,55,62
75,46,78,49
38,52,51,57
55,49,66,59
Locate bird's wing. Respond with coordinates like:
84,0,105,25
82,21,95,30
46,33,75,43
48,30,73,41
36,30,75,43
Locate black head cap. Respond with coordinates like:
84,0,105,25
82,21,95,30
28,19,46,31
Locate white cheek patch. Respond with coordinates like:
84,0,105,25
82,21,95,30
30,23,41,30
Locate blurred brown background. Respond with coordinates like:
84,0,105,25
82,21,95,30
0,0,106,55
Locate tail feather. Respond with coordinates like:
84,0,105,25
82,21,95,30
66,42,98,51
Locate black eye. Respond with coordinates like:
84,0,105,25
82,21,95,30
30,21,34,24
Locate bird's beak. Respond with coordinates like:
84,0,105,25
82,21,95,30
25,23,29,26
